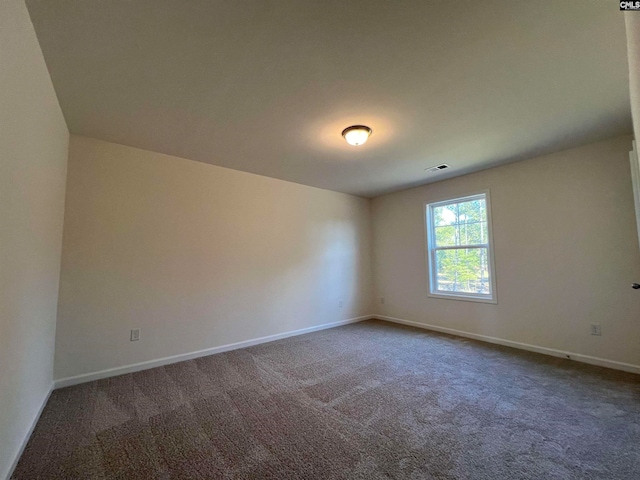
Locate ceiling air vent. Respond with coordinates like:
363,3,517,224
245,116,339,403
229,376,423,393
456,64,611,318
425,164,450,173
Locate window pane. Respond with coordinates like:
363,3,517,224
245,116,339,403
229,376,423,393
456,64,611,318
458,199,486,223
434,219,487,247
459,221,488,245
433,204,457,226
434,225,457,246
432,197,488,247
435,248,491,295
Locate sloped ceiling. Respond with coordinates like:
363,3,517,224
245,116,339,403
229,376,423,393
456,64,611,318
27,0,631,197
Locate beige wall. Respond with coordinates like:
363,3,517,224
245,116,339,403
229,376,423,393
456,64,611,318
0,1,69,478
55,136,372,379
372,135,640,367
626,14,640,146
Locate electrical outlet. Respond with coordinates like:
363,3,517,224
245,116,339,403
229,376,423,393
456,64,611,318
130,328,140,341
339,300,344,308
590,324,601,336
380,297,385,304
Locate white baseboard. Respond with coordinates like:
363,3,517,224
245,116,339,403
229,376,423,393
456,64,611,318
375,315,640,375
4,384,53,480
54,315,374,389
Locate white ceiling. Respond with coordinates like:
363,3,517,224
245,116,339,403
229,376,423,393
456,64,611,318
26,0,632,197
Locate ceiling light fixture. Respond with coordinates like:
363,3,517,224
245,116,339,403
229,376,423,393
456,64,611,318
342,125,372,146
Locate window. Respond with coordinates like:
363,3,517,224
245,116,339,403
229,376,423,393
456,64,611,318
425,192,497,303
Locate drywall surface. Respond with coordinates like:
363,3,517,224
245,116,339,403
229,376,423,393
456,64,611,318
626,14,640,146
55,136,372,379
372,136,640,367
0,1,69,478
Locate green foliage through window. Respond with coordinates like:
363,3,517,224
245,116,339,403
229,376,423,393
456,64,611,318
427,194,494,299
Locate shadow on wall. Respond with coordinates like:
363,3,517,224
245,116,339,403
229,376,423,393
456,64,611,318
54,136,371,379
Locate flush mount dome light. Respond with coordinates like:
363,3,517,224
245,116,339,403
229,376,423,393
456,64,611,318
342,125,372,146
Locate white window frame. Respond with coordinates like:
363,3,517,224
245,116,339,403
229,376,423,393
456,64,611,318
424,190,497,304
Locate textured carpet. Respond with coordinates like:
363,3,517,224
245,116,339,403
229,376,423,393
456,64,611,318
12,320,640,479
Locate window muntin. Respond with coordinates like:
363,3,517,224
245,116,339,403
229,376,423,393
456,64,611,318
426,193,496,302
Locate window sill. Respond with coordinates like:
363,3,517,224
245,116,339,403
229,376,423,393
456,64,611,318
428,292,497,304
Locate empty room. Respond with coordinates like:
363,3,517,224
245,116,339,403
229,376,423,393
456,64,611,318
3,0,640,478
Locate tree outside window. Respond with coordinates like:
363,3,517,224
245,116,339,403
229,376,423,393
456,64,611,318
426,193,496,302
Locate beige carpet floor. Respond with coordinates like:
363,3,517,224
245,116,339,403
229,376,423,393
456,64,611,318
12,319,640,479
